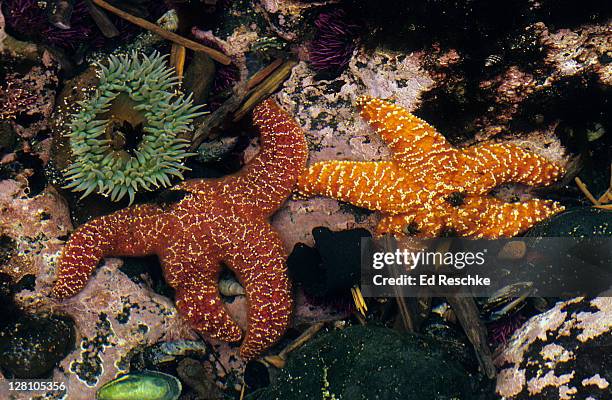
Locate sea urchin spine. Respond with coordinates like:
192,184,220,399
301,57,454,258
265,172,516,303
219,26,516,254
308,8,360,73
63,51,205,204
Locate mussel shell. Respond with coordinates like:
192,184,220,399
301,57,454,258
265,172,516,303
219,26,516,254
140,340,209,368
481,282,534,322
96,370,181,400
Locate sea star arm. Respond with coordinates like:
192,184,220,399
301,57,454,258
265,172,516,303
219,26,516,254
376,195,564,238
355,96,457,168
298,95,565,239
446,196,564,237
177,99,308,217
52,204,167,298
219,217,292,360
376,208,448,237
160,243,243,343
457,143,565,194
298,160,413,212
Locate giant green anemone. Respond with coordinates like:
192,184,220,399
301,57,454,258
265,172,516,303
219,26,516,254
63,51,204,204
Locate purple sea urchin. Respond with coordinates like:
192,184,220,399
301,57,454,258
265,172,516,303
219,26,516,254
63,51,204,204
2,0,151,52
212,63,240,94
308,8,360,73
2,0,94,50
487,313,526,348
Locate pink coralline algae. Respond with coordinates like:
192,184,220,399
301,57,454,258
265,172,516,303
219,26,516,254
0,63,59,139
308,8,360,73
0,79,39,121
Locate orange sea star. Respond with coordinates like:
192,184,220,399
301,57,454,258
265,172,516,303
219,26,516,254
298,96,565,238
52,99,308,359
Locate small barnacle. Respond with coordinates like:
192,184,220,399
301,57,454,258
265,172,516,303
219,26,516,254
219,278,246,296
484,54,504,68
156,9,178,32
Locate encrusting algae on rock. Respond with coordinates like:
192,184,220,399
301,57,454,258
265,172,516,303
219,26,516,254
495,297,612,400
52,98,308,360
298,96,566,238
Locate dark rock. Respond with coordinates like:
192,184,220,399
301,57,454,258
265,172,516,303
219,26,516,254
287,227,371,298
0,122,18,153
0,150,47,197
524,207,612,237
0,314,75,378
249,325,493,400
420,313,478,371
13,274,36,292
518,208,612,301
119,256,174,298
244,360,270,391
106,0,153,19
0,272,19,327
0,235,17,268
176,357,221,399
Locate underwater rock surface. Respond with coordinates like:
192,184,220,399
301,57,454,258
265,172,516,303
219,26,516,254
0,178,71,285
0,178,192,399
495,297,612,399
1,257,195,400
49,258,193,400
249,325,486,400
0,314,74,379
525,207,612,237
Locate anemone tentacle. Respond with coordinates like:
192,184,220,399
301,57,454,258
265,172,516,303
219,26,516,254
63,51,206,204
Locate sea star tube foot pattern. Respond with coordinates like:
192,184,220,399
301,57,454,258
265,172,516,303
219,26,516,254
297,96,565,238
52,99,308,359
